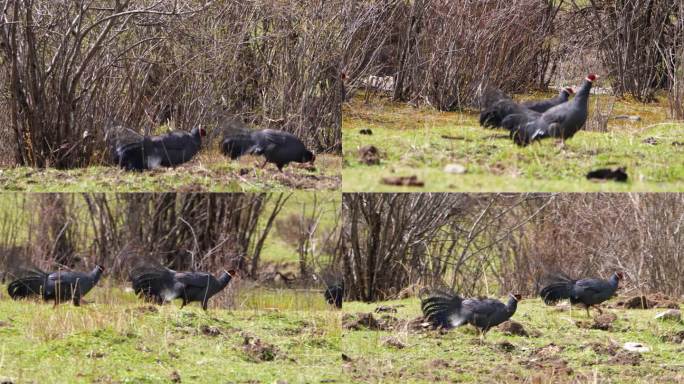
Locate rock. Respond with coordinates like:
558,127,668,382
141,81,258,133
381,336,406,349
613,115,641,122
623,342,650,353
642,137,658,145
359,128,373,135
655,309,681,322
443,164,467,174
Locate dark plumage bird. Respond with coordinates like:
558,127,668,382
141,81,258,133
324,282,344,309
522,87,574,113
539,271,623,316
421,289,521,339
130,264,236,310
222,129,315,171
508,74,598,146
479,87,573,129
114,127,206,171
7,265,105,306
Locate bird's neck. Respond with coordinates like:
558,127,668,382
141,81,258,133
192,129,202,144
609,274,620,289
506,297,518,315
217,272,233,289
90,267,103,283
574,80,593,104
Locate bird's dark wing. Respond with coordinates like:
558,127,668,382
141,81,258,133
174,272,212,289
574,278,610,294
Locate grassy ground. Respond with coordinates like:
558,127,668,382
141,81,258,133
0,283,342,384
0,151,341,192
342,94,684,192
342,296,684,383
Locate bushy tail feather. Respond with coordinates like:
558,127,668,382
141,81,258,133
479,95,520,129
420,289,464,329
129,265,176,302
115,141,145,170
512,123,545,146
502,113,534,132
221,135,256,160
7,268,48,299
539,274,576,305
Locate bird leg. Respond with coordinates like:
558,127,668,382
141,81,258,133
260,160,268,169
595,305,603,315
585,305,591,318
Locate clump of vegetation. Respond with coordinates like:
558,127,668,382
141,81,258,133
342,96,684,192
342,296,684,383
0,286,342,383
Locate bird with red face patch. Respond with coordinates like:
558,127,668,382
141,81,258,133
480,87,574,129
114,127,206,171
507,74,599,146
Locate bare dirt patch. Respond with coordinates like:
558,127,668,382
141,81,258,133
521,343,573,376
608,350,642,366
615,294,681,309
240,332,281,362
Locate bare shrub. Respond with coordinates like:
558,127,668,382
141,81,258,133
572,0,678,101
343,0,563,110
0,193,297,279
342,193,684,301
0,1,343,168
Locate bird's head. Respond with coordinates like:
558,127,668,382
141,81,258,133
192,126,207,137
95,264,105,273
615,271,625,280
225,269,238,277
509,293,522,301
303,150,315,163
586,73,599,82
563,86,575,95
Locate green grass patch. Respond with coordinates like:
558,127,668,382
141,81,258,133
342,96,684,192
0,284,342,383
0,151,341,192
342,296,684,383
